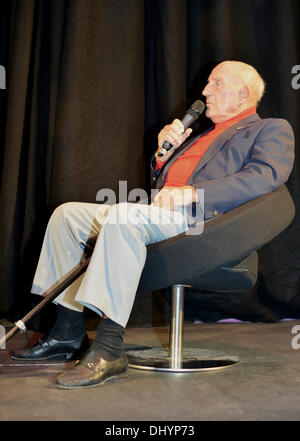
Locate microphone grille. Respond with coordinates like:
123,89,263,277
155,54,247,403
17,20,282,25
186,100,205,120
191,100,205,115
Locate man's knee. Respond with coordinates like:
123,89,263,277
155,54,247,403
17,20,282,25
105,202,140,226
49,202,80,231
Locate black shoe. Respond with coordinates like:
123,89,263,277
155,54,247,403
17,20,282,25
10,334,90,362
55,349,128,389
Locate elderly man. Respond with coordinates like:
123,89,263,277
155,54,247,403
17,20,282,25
12,61,294,389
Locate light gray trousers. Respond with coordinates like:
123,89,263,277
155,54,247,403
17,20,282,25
31,202,189,327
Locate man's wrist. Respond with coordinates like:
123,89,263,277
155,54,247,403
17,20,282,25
155,150,163,160
155,150,168,163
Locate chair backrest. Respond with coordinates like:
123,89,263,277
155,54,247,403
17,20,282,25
137,185,295,293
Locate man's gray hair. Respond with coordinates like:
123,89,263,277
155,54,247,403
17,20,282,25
221,60,266,104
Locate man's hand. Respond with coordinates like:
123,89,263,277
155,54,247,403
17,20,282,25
156,119,193,162
153,186,198,210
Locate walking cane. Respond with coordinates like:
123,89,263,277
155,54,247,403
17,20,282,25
0,255,91,348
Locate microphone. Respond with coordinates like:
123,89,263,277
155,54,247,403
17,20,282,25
157,100,205,157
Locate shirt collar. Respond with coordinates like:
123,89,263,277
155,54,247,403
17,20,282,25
214,106,257,131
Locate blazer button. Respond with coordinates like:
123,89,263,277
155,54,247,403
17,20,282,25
213,210,218,216
152,177,156,182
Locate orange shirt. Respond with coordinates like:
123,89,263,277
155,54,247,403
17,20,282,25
158,107,256,187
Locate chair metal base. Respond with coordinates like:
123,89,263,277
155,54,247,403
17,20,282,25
127,346,239,372
126,284,240,373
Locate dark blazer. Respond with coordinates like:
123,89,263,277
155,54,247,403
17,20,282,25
151,113,295,220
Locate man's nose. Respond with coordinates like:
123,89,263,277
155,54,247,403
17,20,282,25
202,84,210,96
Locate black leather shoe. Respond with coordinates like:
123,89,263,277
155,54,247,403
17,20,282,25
55,349,128,389
10,334,90,362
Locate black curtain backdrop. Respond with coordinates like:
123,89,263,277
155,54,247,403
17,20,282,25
1,0,300,327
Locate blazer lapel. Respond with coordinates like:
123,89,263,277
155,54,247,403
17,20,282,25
156,127,214,184
190,113,260,175
156,113,260,187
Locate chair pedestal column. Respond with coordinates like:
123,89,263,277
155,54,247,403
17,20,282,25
126,284,240,372
169,284,185,369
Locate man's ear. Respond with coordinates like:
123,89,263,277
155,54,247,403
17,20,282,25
239,86,249,102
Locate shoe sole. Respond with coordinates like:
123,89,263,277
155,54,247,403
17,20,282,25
10,352,74,362
55,370,128,390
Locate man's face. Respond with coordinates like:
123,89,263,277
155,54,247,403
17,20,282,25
202,64,246,123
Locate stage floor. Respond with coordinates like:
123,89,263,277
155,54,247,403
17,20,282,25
1,320,300,421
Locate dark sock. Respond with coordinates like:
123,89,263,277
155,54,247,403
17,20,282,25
91,318,125,361
49,305,86,341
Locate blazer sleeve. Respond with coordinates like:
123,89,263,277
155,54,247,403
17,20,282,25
192,119,295,220
149,154,160,185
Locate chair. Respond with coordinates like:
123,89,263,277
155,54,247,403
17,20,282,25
126,185,295,372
